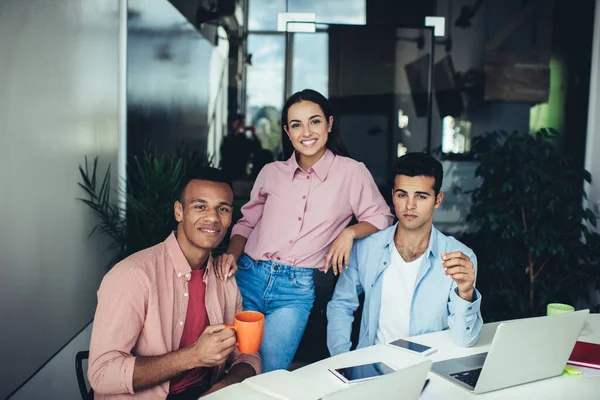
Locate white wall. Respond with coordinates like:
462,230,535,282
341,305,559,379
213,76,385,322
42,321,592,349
0,1,120,398
585,0,600,227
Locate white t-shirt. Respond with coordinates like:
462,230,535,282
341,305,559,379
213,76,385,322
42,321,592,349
375,246,424,344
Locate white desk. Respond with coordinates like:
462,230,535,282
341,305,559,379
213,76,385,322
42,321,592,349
291,343,427,394
415,314,600,399
204,345,427,400
205,314,600,399
293,314,600,400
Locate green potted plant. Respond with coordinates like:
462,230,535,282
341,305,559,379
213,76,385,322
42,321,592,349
466,129,600,321
77,143,212,266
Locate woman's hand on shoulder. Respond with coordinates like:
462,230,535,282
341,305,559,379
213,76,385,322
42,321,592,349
214,253,238,282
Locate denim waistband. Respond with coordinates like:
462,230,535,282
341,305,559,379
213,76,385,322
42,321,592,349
242,254,315,278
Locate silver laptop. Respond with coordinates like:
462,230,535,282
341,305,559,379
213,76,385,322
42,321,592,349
432,309,589,394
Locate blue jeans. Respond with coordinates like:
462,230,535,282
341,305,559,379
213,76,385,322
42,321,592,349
235,253,315,372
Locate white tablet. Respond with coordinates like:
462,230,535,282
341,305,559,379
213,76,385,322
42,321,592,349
328,361,396,385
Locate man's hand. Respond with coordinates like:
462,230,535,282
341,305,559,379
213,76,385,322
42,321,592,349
324,228,355,275
214,254,238,282
131,325,237,392
442,251,475,302
191,324,236,368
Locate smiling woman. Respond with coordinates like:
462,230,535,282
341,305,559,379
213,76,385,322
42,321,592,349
214,89,394,372
280,89,350,162
284,100,332,169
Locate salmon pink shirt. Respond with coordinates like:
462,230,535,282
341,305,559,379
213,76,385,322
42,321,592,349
88,233,261,399
231,150,394,269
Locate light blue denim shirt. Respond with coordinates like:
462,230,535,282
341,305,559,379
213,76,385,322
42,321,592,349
327,223,483,356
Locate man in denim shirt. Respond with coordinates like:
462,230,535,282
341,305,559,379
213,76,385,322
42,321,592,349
327,153,483,356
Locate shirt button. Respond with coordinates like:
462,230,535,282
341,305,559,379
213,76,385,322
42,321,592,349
274,266,279,270
298,217,302,221
306,176,310,179
289,240,293,244
179,321,184,326
277,257,281,260
383,262,387,265
468,306,472,310
184,292,188,297
302,196,306,199
177,272,182,277
466,327,471,330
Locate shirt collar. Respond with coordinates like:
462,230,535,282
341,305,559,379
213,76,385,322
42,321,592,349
165,232,214,281
385,223,439,259
287,148,335,182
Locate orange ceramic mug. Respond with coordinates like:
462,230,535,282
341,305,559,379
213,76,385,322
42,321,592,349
225,311,265,354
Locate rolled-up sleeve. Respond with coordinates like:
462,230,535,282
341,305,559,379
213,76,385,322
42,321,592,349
231,168,268,239
227,289,262,374
349,163,394,230
88,264,148,394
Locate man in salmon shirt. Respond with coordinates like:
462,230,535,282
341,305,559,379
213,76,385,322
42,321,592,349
88,167,261,399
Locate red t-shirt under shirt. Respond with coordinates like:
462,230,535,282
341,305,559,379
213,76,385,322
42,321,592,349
169,269,212,394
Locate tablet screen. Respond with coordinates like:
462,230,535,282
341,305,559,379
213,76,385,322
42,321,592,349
334,361,396,382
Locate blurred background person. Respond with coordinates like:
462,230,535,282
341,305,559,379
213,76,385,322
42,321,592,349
220,114,263,181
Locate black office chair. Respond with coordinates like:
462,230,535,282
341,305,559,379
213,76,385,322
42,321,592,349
75,351,93,400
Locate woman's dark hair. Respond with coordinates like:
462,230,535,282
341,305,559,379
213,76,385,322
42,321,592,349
280,89,351,160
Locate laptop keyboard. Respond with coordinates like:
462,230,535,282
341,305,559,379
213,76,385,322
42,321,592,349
450,368,482,387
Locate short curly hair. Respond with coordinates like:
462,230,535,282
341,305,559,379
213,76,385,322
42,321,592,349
178,167,233,203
